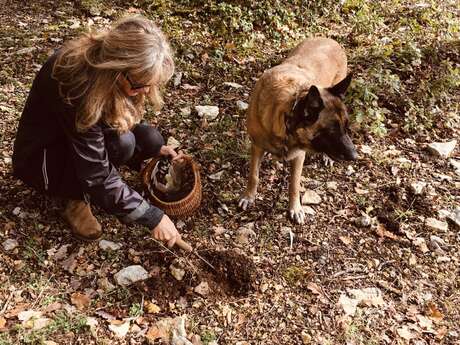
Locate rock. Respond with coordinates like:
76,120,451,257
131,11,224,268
410,181,427,195
447,208,460,229
180,107,192,116
429,235,447,254
436,256,451,263
426,218,448,232
235,223,256,244
173,72,183,87
194,281,210,296
176,220,186,230
303,206,316,215
236,100,249,111
302,190,322,205
346,165,355,176
98,240,122,251
97,277,115,291
326,181,338,190
209,170,224,181
360,145,372,155
2,239,18,251
355,214,372,227
413,238,429,253
12,207,21,216
450,159,460,175
114,265,149,286
195,105,219,121
167,136,181,149
427,140,457,158
223,82,243,89
108,320,130,338
170,264,186,281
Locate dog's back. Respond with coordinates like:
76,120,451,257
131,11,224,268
247,37,347,152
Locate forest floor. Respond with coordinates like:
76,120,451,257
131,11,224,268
0,1,459,344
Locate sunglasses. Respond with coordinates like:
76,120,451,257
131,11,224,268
123,72,151,90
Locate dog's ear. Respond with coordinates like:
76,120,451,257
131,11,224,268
328,74,352,98
304,85,324,124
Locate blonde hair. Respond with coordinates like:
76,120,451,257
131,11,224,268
52,15,174,133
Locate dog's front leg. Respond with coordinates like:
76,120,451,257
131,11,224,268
239,143,264,210
288,151,306,224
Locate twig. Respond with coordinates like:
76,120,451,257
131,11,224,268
145,237,199,275
0,291,14,315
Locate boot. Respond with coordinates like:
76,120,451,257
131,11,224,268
63,200,102,241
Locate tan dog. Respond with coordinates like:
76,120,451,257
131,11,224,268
239,37,357,224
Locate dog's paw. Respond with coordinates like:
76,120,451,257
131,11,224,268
322,154,335,167
238,195,255,210
289,206,305,224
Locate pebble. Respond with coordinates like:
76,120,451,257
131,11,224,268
236,100,249,111
173,72,183,87
176,220,186,230
180,107,192,116
223,82,243,89
449,159,460,175
12,207,21,216
235,223,256,244
170,264,186,281
436,256,451,263
447,208,460,229
413,238,429,253
426,218,448,232
195,105,219,121
167,137,181,149
427,140,457,158
410,181,426,195
355,214,372,227
114,265,149,286
346,165,355,176
194,281,210,296
98,240,122,251
326,181,338,190
302,190,322,205
2,239,19,251
303,206,316,215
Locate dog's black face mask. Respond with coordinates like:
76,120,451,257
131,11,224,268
289,74,357,161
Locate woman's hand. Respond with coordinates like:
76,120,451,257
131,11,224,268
159,145,185,162
152,215,180,247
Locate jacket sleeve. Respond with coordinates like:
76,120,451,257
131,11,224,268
60,118,164,229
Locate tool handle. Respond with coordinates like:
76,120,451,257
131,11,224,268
175,238,193,252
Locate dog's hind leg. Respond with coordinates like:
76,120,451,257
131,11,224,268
288,151,306,224
239,143,264,210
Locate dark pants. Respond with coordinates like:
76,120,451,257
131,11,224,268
27,123,164,200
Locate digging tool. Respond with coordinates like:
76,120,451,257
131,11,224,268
175,238,216,271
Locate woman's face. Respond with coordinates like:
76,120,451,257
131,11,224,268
120,73,151,97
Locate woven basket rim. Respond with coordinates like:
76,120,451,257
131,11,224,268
142,156,201,206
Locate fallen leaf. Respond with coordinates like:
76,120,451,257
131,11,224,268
416,314,433,330
425,302,444,322
0,317,6,330
70,292,91,310
108,320,130,338
18,310,42,322
146,326,164,342
306,282,322,295
397,325,416,341
375,223,400,240
339,236,352,246
145,302,161,314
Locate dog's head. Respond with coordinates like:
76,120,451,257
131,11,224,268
287,74,357,161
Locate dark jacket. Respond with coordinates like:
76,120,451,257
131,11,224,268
12,53,164,229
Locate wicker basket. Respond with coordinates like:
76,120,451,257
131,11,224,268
141,156,202,217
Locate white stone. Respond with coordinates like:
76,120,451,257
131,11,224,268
114,265,149,286
98,240,122,251
447,208,460,228
108,321,130,338
302,206,316,215
236,100,249,111
170,265,186,281
360,145,372,155
346,165,355,176
195,105,219,120
426,218,448,232
326,181,338,190
180,107,191,116
194,281,210,296
302,190,322,205
167,137,181,150
410,181,427,195
355,214,372,227
427,140,457,158
235,223,256,244
12,207,21,216
2,239,18,251
209,170,224,181
223,82,243,89
173,72,183,87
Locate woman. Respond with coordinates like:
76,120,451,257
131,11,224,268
12,16,182,247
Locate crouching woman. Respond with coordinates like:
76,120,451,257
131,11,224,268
12,16,181,246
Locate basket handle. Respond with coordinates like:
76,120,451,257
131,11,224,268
175,237,193,252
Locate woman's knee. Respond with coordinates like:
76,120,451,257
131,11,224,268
132,123,165,157
105,130,136,166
